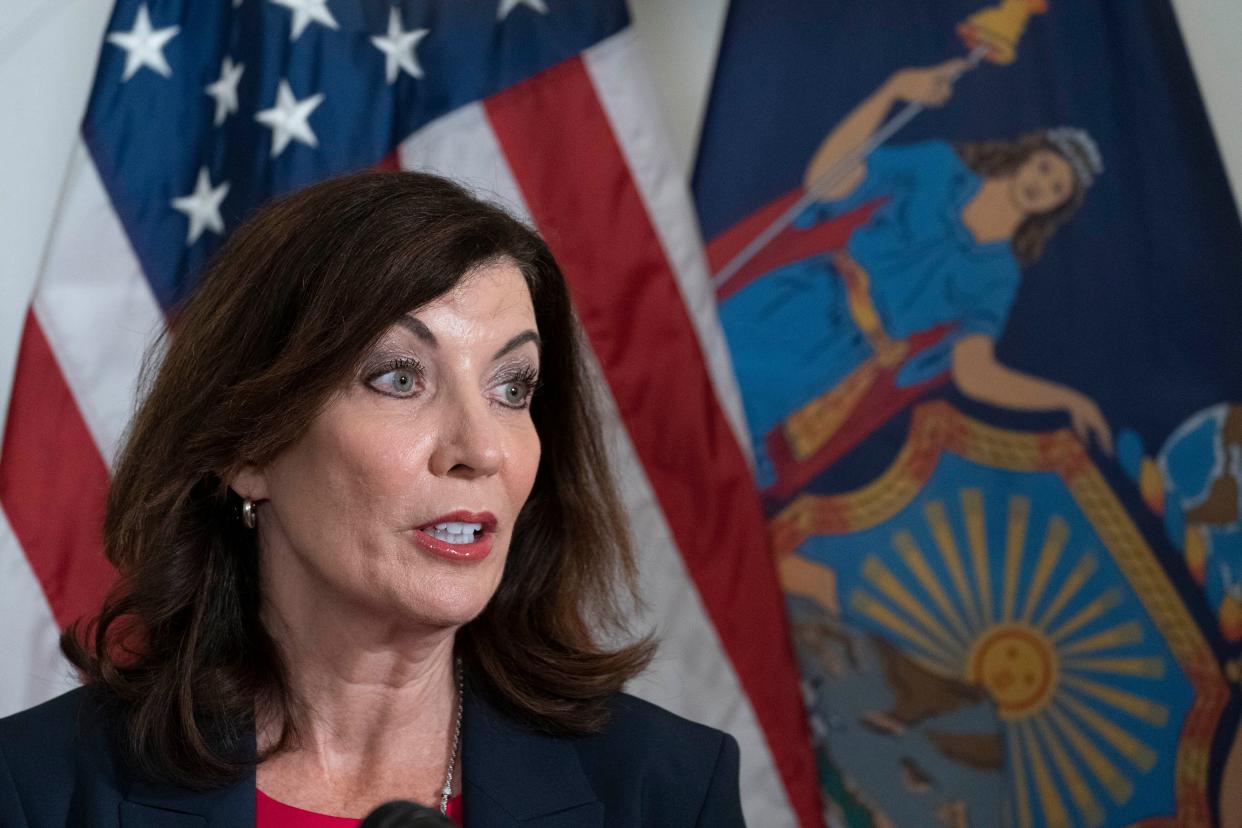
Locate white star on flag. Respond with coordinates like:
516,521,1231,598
205,57,245,126
370,8,429,84
106,4,180,82
255,80,325,157
497,0,548,20
271,0,339,41
171,167,230,245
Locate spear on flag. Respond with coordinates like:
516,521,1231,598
711,0,1049,289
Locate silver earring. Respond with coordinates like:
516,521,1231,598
241,498,257,529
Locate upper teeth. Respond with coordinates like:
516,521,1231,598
426,522,482,544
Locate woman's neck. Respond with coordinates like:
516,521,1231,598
962,176,1024,245
255,574,461,815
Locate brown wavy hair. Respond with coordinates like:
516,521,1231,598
62,171,654,789
955,130,1091,266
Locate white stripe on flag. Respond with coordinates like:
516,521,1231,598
397,103,534,227
595,369,797,828
34,142,165,469
399,91,794,828
583,29,754,464
0,507,78,716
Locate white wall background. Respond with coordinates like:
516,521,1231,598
1169,0,1242,210
626,0,729,173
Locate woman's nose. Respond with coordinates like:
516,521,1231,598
428,387,503,479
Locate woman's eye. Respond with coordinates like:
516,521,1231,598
490,369,539,409
497,381,532,408
370,367,422,398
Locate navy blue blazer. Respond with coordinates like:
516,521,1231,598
0,685,744,827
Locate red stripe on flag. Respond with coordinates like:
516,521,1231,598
485,58,821,826
0,310,115,629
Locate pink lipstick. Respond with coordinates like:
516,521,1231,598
411,510,497,561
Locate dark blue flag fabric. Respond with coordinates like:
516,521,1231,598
694,0,1242,825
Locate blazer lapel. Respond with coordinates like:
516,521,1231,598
461,689,602,828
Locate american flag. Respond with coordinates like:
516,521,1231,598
0,0,819,824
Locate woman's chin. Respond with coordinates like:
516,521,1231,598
379,583,495,631
342,556,504,631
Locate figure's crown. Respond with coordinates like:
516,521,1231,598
1047,127,1103,187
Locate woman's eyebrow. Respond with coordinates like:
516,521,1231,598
397,316,437,347
493,330,541,360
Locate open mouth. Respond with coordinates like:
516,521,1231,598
412,511,497,560
423,521,483,545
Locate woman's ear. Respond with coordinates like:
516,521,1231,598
227,464,268,502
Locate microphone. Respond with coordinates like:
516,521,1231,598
358,800,456,828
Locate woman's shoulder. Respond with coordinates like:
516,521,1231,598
0,685,112,765
0,686,125,822
572,693,744,824
2,687,254,826
593,693,737,756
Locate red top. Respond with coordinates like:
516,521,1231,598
256,789,463,826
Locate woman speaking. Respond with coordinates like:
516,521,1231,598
0,172,745,826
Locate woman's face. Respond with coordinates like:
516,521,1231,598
239,259,542,631
1010,149,1075,215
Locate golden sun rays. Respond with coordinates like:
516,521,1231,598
849,489,1169,828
